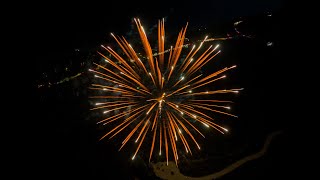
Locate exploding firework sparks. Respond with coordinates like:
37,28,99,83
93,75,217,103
89,18,242,166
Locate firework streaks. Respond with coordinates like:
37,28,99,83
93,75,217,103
89,18,242,166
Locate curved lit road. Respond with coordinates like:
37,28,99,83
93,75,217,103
152,131,282,179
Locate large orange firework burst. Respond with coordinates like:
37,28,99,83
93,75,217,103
89,18,242,166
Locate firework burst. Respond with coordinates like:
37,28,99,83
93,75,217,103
89,18,242,166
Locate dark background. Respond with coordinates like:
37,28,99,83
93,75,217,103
13,1,302,179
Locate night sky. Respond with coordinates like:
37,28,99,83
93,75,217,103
18,1,302,179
